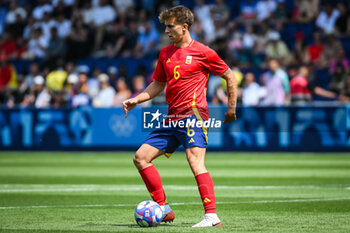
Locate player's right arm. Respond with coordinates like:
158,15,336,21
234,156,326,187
122,80,166,117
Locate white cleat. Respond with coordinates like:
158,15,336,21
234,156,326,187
192,213,222,228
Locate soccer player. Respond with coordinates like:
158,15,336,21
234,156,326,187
123,5,237,228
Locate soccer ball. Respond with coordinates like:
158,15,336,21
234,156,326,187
134,200,163,227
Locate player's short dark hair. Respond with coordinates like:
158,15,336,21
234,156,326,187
159,5,194,29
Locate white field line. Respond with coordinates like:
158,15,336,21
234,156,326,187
0,198,350,210
0,184,348,193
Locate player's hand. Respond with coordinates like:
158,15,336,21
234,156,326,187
223,111,236,124
122,98,138,118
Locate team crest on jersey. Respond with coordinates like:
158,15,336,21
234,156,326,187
185,56,192,64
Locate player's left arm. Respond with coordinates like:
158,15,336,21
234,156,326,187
220,68,237,124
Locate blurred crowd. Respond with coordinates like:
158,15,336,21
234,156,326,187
0,0,350,108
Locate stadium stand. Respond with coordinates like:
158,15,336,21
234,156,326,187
0,0,350,108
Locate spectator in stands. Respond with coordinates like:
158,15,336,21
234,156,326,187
316,3,340,34
252,22,269,67
104,19,127,58
113,77,132,106
0,30,17,59
93,73,115,107
89,67,101,98
45,27,66,69
5,0,27,38
133,21,159,58
194,0,215,43
239,0,258,23
107,66,118,86
303,32,323,66
69,82,91,108
32,0,53,20
321,33,343,68
76,66,90,96
22,17,36,40
6,1,27,25
212,0,230,24
241,24,256,66
131,75,146,98
329,61,347,94
25,27,48,59
294,0,319,23
66,73,78,96
19,62,40,97
334,2,350,37
242,72,263,106
33,75,51,108
265,31,291,66
290,65,312,104
45,61,67,92
291,31,307,66
262,58,290,106
113,0,135,19
38,12,57,42
256,0,277,22
0,54,18,92
272,0,288,23
190,14,206,43
130,74,150,106
91,0,117,52
52,0,73,18
66,15,91,61
228,22,243,62
119,20,139,57
330,49,349,75
64,61,76,77
55,14,71,38
81,1,94,25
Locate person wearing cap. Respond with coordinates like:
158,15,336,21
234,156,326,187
265,31,291,66
33,75,51,108
93,73,115,107
66,73,79,96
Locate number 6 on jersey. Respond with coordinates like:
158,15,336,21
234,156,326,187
174,65,180,79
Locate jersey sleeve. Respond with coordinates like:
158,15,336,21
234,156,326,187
203,47,229,76
152,51,167,82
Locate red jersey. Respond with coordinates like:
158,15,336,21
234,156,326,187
153,39,229,121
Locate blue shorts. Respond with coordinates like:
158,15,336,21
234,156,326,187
144,115,208,157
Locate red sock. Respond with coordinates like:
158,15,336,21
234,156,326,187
195,172,216,214
139,165,166,205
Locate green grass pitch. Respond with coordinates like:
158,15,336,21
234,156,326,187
0,152,349,232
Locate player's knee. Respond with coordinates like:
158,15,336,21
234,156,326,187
133,154,147,169
133,154,141,167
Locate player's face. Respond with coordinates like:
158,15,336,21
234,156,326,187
164,17,186,43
